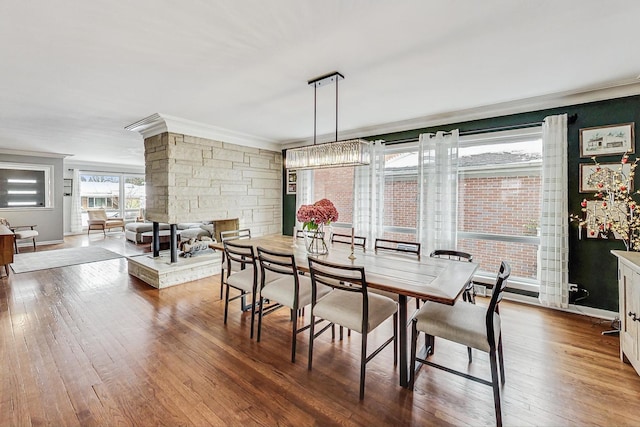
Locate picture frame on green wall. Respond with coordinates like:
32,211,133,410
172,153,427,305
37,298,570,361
579,162,632,193
580,122,634,158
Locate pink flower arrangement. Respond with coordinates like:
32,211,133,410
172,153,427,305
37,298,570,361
297,198,339,231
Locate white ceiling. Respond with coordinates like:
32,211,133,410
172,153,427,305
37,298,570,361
2,0,640,167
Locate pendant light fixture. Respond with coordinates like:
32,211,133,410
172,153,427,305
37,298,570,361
285,71,370,170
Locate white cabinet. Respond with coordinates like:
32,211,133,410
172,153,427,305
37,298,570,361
612,250,640,376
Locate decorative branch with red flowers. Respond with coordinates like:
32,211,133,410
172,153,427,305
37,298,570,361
296,199,339,231
571,152,640,250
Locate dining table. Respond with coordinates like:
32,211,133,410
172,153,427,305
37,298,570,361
210,234,478,388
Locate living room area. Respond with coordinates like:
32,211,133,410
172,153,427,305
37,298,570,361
3,2,640,425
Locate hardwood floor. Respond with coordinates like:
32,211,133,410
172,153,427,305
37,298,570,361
1,232,639,426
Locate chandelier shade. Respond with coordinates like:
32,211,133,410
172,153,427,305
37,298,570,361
285,71,370,170
286,138,370,170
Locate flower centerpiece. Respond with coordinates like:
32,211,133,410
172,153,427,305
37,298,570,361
296,198,339,254
570,152,640,251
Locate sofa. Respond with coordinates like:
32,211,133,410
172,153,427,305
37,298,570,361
125,222,214,244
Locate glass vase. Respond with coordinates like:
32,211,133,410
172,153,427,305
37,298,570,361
303,224,328,255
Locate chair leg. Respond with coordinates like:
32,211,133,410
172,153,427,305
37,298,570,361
14,238,19,254
291,305,298,363
409,320,418,390
32,238,36,251
257,297,265,342
308,314,315,370
250,291,257,339
467,346,473,363
219,269,224,299
223,283,230,325
359,328,367,400
489,349,503,427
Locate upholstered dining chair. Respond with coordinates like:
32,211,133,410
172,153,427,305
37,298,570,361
223,239,259,338
218,228,251,298
430,249,476,361
0,217,38,253
307,257,397,399
409,261,511,427
256,247,330,362
87,209,125,235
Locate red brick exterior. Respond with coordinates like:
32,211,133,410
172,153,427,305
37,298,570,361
310,169,541,279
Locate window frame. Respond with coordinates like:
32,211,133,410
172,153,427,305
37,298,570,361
0,162,53,209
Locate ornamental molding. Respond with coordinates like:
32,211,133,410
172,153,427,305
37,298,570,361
125,113,281,152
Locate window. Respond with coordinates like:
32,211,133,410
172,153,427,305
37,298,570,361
457,127,542,287
79,172,145,226
302,126,543,287
0,163,52,209
383,144,419,242
310,167,355,227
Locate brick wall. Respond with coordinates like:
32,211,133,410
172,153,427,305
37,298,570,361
311,168,541,278
145,132,282,236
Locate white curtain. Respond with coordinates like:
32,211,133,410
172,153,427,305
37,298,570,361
538,114,569,308
417,130,459,256
69,169,83,233
352,141,385,248
294,169,314,231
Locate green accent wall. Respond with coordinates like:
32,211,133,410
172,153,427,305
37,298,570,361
282,149,297,236
282,94,640,312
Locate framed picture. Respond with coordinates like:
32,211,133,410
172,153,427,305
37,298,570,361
580,122,634,158
286,170,297,195
579,162,632,193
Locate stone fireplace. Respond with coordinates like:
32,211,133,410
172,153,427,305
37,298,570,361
124,113,282,287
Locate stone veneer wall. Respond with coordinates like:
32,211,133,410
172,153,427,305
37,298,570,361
144,132,281,236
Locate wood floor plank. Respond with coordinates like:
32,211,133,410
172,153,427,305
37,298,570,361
2,233,640,426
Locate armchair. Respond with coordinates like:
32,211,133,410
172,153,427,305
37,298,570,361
0,217,38,253
87,209,125,235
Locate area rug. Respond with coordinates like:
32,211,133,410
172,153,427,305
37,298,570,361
10,247,124,273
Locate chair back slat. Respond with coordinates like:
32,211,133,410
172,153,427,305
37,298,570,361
308,257,366,294
331,232,366,248
223,240,256,271
221,228,251,242
257,246,298,278
429,249,472,262
375,238,421,257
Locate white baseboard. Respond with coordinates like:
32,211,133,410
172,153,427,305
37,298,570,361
501,291,618,320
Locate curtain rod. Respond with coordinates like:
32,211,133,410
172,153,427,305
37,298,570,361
383,114,577,145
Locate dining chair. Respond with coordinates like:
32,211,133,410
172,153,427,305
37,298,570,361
223,239,259,338
218,228,251,298
409,261,511,427
374,238,421,258
430,250,476,361
256,247,330,362
0,218,38,253
330,232,366,249
307,257,397,399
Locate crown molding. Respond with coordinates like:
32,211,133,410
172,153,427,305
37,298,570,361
0,148,71,159
125,113,281,152
282,78,640,149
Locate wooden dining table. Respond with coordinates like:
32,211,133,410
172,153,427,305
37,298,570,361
210,234,478,388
